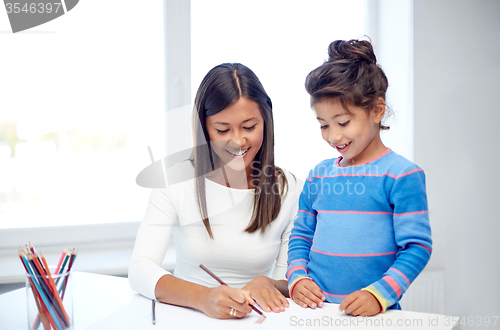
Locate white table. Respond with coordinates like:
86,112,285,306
0,272,458,329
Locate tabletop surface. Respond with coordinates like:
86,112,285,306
0,272,458,329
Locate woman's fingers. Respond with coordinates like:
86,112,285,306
242,276,288,313
255,287,286,312
206,286,253,319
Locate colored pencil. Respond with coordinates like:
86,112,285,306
61,249,77,300
19,249,50,330
55,251,71,286
152,299,156,325
55,247,67,274
40,252,71,325
25,254,63,330
19,244,77,330
199,264,266,318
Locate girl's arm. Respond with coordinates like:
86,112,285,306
361,165,432,312
287,173,324,302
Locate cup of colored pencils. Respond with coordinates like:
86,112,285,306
19,244,78,330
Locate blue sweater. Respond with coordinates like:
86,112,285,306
287,149,432,311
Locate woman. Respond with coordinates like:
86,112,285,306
129,63,302,319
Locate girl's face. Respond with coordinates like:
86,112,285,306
314,98,386,166
206,97,264,173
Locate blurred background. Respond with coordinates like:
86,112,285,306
0,1,499,329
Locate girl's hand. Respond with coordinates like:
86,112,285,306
291,279,325,309
199,285,254,319
338,290,382,316
242,276,289,313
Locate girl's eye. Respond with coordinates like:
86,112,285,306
244,124,257,131
339,120,350,127
320,124,329,130
216,129,229,134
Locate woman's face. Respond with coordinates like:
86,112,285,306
206,97,264,173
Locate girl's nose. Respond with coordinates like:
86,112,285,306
329,131,342,145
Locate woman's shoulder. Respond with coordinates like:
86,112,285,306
276,166,304,197
164,160,195,186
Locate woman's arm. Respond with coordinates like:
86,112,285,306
155,274,254,319
129,187,255,319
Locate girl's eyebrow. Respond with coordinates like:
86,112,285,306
213,117,257,125
316,113,347,121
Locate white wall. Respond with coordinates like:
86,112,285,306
365,0,414,161
413,0,500,326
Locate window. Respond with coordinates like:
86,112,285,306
0,1,164,231
191,0,365,180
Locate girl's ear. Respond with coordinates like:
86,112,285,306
373,97,386,123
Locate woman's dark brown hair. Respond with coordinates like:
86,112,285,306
305,39,391,130
191,63,289,238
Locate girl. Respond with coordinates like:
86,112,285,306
287,39,432,316
129,63,302,319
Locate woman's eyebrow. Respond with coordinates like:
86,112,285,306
213,117,257,125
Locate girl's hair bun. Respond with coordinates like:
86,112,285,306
327,39,377,64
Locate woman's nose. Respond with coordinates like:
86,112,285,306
229,130,246,148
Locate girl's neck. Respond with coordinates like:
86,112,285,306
339,134,388,167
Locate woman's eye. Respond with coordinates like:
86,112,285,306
339,120,350,127
244,124,257,131
216,129,229,134
320,124,329,130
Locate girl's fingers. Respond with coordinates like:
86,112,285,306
297,291,319,309
304,281,326,303
301,283,324,307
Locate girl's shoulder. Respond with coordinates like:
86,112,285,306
380,150,425,176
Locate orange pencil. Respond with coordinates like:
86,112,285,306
41,252,71,325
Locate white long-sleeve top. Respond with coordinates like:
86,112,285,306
128,161,303,300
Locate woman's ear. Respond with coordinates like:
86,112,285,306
373,97,386,123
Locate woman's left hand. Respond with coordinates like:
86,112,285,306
242,276,289,313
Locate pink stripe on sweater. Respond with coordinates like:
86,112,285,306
286,265,307,279
318,210,393,215
289,259,308,266
311,248,397,257
299,209,317,216
397,168,424,178
394,210,429,216
290,236,313,242
310,169,423,180
335,148,391,167
389,267,410,286
383,276,402,298
413,243,432,253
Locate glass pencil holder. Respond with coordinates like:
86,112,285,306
26,267,74,330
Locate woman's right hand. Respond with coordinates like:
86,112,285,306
198,285,255,319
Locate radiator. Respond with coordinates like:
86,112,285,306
399,270,445,314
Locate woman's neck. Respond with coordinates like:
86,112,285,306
207,165,253,189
